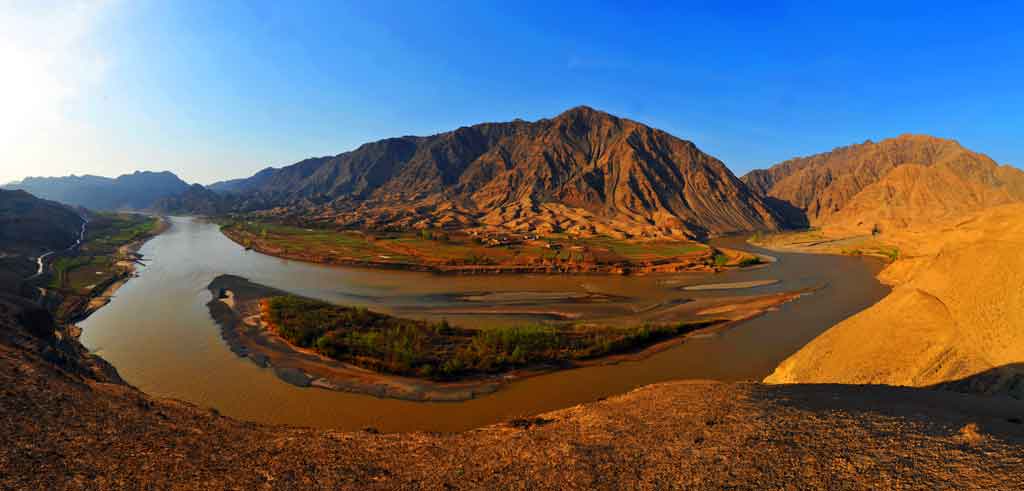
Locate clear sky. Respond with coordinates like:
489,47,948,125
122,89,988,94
2,1,1022,185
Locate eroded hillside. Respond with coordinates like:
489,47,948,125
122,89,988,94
743,135,1024,233
765,204,1024,397
173,107,788,239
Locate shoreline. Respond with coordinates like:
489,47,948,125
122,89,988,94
205,274,812,402
65,216,171,337
220,226,767,276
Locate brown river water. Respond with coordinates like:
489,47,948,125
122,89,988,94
79,217,888,432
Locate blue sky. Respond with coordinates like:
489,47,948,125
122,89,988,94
3,0,1022,184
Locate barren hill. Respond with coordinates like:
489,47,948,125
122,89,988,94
825,162,1024,232
765,204,1024,397
200,107,787,238
743,135,1024,231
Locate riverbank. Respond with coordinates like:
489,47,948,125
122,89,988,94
205,274,811,401
53,215,170,333
76,217,889,431
749,229,901,263
219,220,768,275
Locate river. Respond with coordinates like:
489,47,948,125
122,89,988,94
79,216,888,432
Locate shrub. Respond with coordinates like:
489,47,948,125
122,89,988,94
738,256,762,267
263,294,727,381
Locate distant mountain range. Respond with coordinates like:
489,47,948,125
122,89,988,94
158,106,789,239
4,171,190,211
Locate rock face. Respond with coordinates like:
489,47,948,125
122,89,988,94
4,171,190,211
743,135,1024,232
205,107,787,238
765,204,1024,398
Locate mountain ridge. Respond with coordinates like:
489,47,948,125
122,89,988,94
742,134,1024,232
164,106,788,239
4,171,190,211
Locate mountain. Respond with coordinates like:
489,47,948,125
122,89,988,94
153,184,265,215
199,107,787,239
0,189,85,294
208,167,278,193
4,171,190,211
743,134,1024,231
0,189,83,256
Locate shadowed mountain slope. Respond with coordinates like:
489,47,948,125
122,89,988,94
0,189,84,296
201,107,787,238
0,190,82,256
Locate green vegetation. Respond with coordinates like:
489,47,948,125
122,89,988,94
713,253,729,267
49,256,113,292
219,219,710,271
43,213,161,320
264,295,722,380
738,256,763,267
80,213,159,255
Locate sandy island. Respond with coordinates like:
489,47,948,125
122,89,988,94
682,279,780,291
205,274,812,401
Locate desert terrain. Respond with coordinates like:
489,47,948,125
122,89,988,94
765,204,1024,397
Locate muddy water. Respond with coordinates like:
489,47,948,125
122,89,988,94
80,217,888,432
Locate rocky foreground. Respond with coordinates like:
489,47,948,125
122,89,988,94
3,294,1024,490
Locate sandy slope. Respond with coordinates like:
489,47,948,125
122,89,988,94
765,204,1024,397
